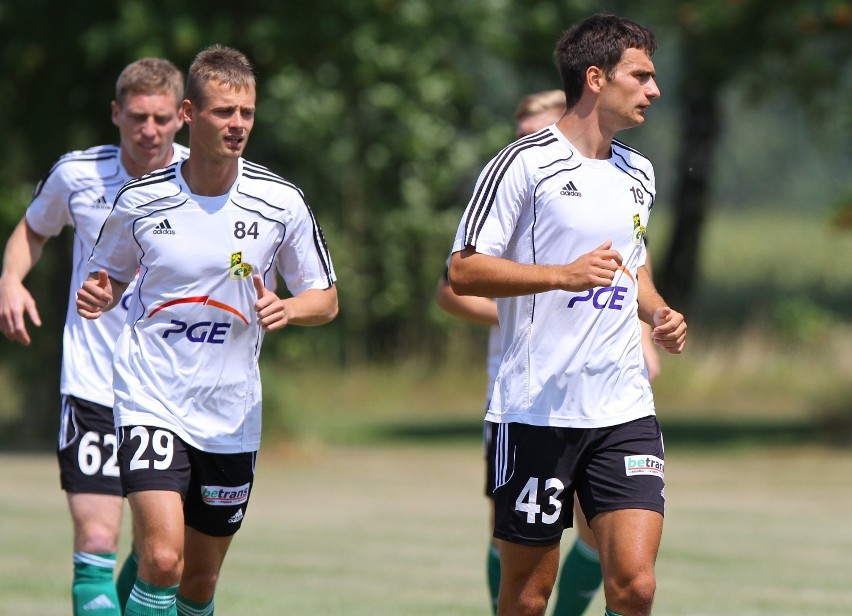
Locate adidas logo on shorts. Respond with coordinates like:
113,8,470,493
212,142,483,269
228,508,244,524
82,593,116,611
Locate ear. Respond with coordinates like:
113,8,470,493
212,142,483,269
110,100,121,127
586,66,605,95
180,99,193,125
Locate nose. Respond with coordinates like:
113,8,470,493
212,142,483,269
140,116,157,137
647,77,661,99
229,111,245,130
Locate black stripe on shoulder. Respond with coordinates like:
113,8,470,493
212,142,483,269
114,166,179,203
33,146,120,199
611,148,652,184
303,203,335,286
612,138,646,158
54,145,120,168
464,131,557,246
242,161,306,199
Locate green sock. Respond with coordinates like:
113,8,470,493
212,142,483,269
487,542,500,615
116,547,139,612
552,537,603,616
125,578,179,616
176,593,215,616
72,552,120,615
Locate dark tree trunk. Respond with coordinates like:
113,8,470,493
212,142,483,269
659,92,721,312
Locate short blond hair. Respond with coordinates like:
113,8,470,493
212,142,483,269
115,58,184,107
514,89,566,122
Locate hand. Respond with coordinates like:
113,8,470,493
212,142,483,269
76,270,113,320
562,240,623,292
651,306,687,354
0,277,42,345
253,274,290,331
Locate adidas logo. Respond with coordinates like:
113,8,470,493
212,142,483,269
560,181,582,197
153,219,176,235
228,508,244,524
91,195,110,209
82,593,116,611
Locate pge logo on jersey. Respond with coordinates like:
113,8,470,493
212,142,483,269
148,295,249,343
567,265,635,311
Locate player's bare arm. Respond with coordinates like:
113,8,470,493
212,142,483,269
252,274,338,331
449,241,623,298
637,265,687,353
435,278,499,326
0,219,47,345
76,270,129,320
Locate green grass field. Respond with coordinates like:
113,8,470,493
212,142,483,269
1,208,850,614
3,440,852,615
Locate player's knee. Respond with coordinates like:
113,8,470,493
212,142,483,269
77,523,120,554
141,547,183,583
607,570,656,615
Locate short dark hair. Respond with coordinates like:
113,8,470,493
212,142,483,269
554,14,657,109
185,45,255,108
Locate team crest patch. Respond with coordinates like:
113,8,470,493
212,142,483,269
624,455,664,479
228,251,253,280
632,213,646,245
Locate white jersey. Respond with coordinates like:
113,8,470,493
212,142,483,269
484,325,501,405
88,158,336,453
25,144,189,407
452,126,656,428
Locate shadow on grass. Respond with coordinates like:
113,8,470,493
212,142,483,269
364,416,850,449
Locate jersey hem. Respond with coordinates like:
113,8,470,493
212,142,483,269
483,408,656,429
116,414,261,454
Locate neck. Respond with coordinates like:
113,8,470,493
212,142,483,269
181,157,239,196
555,110,614,160
120,146,173,179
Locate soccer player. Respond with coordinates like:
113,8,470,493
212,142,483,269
448,14,687,616
76,45,337,616
439,88,663,616
0,58,186,615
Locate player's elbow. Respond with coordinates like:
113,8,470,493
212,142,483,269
447,249,478,296
317,287,339,324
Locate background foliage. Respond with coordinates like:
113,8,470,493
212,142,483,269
0,0,849,445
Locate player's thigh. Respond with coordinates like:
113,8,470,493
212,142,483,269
589,508,662,579
57,395,122,496
128,489,186,547
67,492,124,534
127,489,186,585
497,539,561,599
118,425,191,556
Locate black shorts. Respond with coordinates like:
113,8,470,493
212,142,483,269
486,416,665,546
56,395,122,495
117,426,257,537
483,419,496,497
